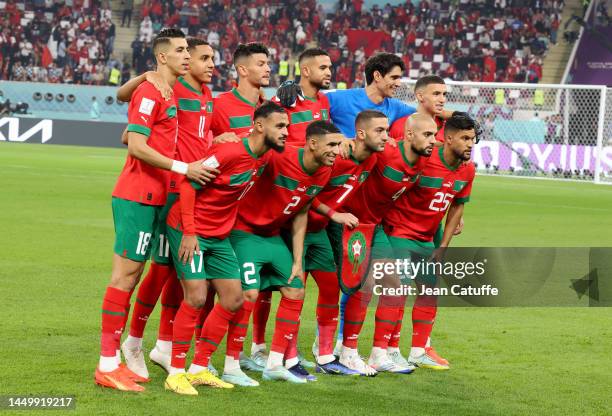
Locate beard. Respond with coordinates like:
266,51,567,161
412,144,433,157
264,134,286,152
311,79,330,90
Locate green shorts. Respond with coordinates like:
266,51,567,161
150,192,178,265
167,226,241,280
434,223,444,248
230,230,304,291
388,237,436,286
304,229,337,272
112,197,164,262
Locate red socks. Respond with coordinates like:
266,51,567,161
100,286,131,357
226,300,254,359
389,305,406,348
194,289,215,340
270,297,304,355
252,291,272,345
342,291,371,349
171,301,201,369
193,303,235,367
158,270,182,342
411,295,438,348
373,296,398,348
129,263,171,338
312,270,340,356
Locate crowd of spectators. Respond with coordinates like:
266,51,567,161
0,0,129,85
131,0,562,88
1,0,564,87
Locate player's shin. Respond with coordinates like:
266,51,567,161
252,291,272,354
268,296,304,369
312,270,340,364
128,263,171,341
170,300,202,374
100,286,131,372
191,303,235,372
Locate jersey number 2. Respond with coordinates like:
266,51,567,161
283,196,301,215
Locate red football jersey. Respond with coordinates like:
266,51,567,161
166,138,263,239
234,146,332,236
210,88,263,137
272,93,331,146
389,114,445,142
174,77,214,163
384,146,475,242
113,81,177,206
307,152,377,232
345,142,428,224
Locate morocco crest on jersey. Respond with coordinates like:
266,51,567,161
331,223,376,295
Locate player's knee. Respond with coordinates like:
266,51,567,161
283,287,305,300
183,292,206,309
221,293,244,313
243,290,259,303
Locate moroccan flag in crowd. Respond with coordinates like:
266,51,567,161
41,46,53,67
346,29,392,55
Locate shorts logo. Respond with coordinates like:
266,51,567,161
139,97,155,115
347,231,367,274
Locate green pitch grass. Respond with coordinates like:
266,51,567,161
1,143,611,415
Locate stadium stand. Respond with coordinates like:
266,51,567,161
0,0,124,85
0,0,567,87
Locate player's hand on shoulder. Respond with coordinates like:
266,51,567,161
212,132,241,144
145,71,173,101
179,234,200,265
187,160,220,186
276,80,303,108
331,212,359,229
387,137,397,148
339,138,355,159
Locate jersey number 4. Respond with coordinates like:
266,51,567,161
429,192,454,212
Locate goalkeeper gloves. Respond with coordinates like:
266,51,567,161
276,80,304,108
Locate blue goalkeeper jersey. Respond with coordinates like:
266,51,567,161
325,88,416,138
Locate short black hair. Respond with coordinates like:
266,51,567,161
254,101,286,120
306,120,341,139
355,110,387,128
233,42,269,66
186,37,209,50
364,53,405,85
152,28,186,58
298,48,329,64
444,113,476,136
415,75,445,91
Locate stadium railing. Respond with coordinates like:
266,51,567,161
395,80,611,185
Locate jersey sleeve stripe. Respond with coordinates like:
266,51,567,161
127,123,151,137
418,176,444,189
178,98,202,112
382,165,404,183
453,180,468,192
229,115,252,129
229,170,254,186
290,110,314,124
329,174,351,186
306,185,323,196
455,196,470,204
274,174,299,190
